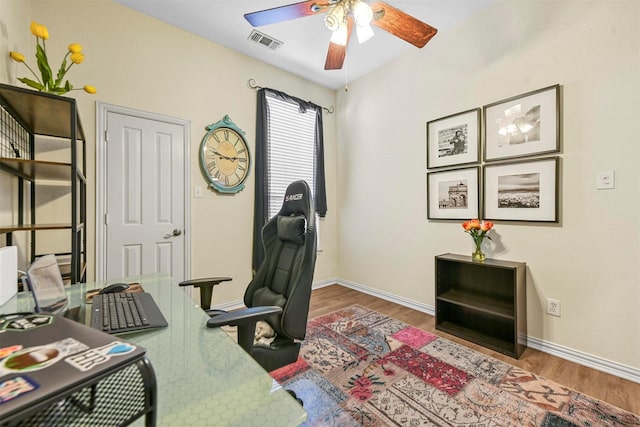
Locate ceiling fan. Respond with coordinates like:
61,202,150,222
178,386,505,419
244,0,438,70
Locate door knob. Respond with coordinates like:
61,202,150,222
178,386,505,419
164,228,182,238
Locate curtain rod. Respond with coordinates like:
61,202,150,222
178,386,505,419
248,79,334,114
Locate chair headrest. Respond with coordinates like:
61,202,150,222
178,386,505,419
277,216,306,245
277,180,313,219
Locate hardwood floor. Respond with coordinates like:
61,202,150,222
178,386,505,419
308,284,640,415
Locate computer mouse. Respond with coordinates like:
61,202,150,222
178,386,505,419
99,283,130,294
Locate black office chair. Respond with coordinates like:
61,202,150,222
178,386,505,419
180,180,317,373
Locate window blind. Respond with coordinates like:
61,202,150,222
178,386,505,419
265,93,317,218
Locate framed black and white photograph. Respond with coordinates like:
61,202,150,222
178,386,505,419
427,108,480,169
483,157,559,222
427,166,479,220
483,84,560,162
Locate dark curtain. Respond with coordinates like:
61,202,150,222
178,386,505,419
252,89,269,274
252,87,327,272
314,106,327,217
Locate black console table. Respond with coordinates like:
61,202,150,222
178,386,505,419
435,253,527,359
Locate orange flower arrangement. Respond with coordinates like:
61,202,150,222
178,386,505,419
462,219,494,261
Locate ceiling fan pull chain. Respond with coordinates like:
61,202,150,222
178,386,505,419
344,53,349,92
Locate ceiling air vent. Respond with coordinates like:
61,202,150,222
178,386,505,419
248,30,283,50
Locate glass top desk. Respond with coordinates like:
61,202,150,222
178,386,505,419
1,273,307,426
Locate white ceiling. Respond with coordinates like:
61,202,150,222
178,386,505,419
114,0,494,90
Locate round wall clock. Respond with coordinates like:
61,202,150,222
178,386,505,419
199,115,251,194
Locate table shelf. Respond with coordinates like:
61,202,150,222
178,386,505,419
436,321,517,355
437,289,515,319
0,158,76,181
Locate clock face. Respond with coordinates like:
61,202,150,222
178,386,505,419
200,119,250,193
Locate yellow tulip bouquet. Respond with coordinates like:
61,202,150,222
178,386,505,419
9,21,96,95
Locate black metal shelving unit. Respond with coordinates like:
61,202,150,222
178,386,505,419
0,83,86,283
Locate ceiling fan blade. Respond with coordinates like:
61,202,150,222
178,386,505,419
324,42,346,70
324,18,353,70
370,1,437,48
245,1,324,27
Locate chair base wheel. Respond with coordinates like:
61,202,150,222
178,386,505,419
287,389,303,406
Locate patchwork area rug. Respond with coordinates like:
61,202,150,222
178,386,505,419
271,305,640,426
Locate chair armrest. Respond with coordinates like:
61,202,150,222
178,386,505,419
178,277,232,310
178,277,232,288
206,306,282,328
208,306,284,354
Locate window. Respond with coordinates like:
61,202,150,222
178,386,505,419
265,93,318,218
252,88,327,270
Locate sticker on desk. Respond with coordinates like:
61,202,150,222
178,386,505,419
0,314,54,332
0,376,39,404
0,345,22,360
65,341,136,372
0,338,89,376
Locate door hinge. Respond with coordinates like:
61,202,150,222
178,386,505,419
104,129,108,143
104,213,109,225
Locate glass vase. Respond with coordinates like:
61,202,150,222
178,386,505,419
472,240,485,262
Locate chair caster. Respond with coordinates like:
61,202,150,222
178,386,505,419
287,389,303,406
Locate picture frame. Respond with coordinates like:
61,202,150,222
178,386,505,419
483,157,559,222
483,84,560,162
427,166,479,220
427,108,480,169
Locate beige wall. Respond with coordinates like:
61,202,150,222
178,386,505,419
0,0,30,263
0,0,338,304
336,0,639,369
0,0,29,83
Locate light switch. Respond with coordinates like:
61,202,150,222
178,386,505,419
596,171,615,189
194,185,203,198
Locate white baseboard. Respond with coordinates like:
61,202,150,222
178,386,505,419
329,278,434,316
526,336,640,384
310,277,338,290
330,278,640,385
210,300,244,312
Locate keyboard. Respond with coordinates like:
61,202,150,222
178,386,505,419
90,292,168,334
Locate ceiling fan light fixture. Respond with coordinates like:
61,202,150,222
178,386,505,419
324,4,346,32
330,21,349,46
353,0,373,26
356,23,374,43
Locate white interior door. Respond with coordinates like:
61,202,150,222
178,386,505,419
104,111,186,280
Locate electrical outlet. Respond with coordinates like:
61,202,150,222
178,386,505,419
546,298,561,317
